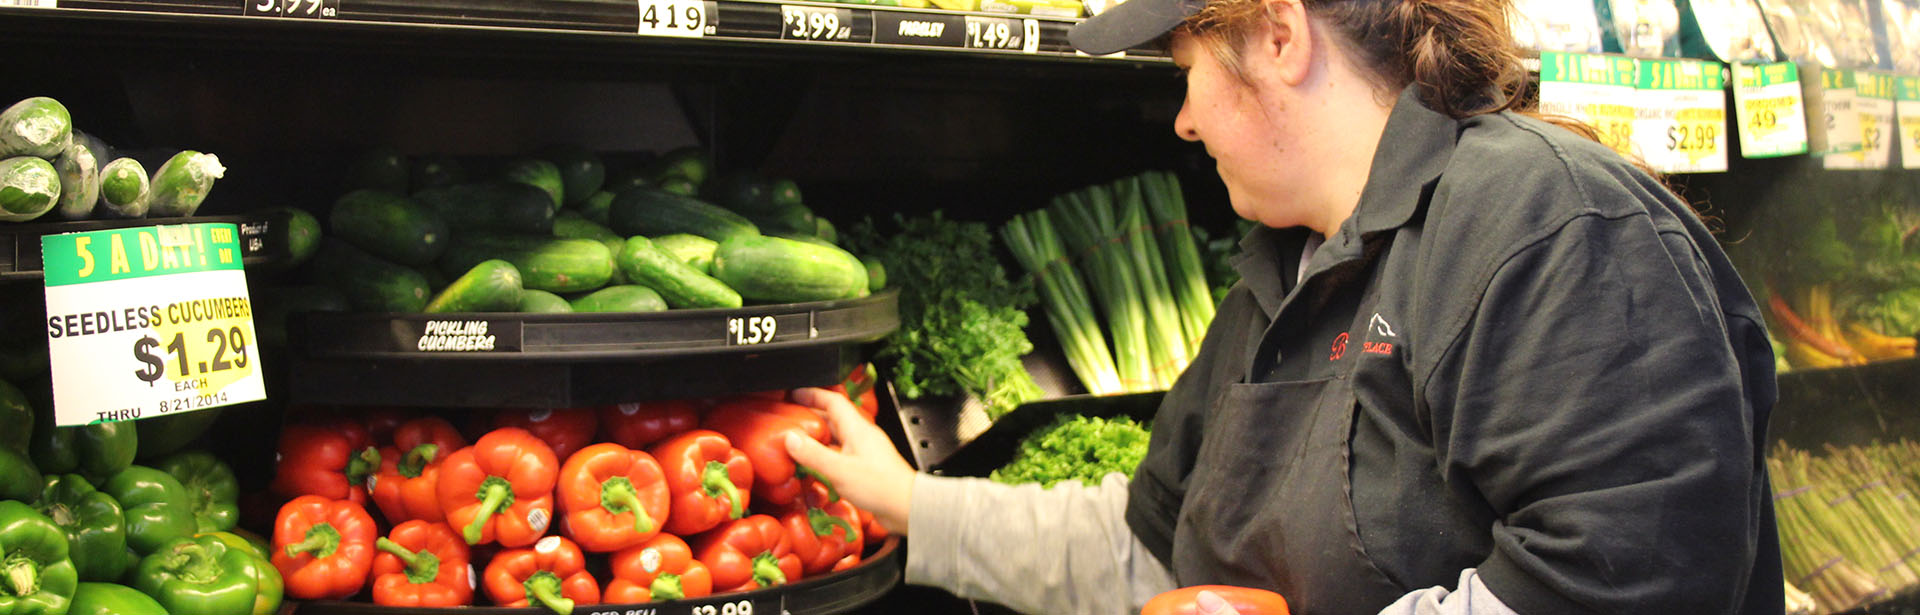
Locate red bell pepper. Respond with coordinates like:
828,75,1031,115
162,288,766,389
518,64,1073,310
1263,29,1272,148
691,514,803,592
858,507,888,543
370,417,467,525
493,407,598,461
606,534,713,603
557,442,670,552
272,422,380,505
437,427,559,547
484,536,600,615
271,494,379,600
360,406,415,445
782,500,862,575
701,398,830,509
598,400,699,449
647,429,752,536
831,363,880,422
370,520,473,607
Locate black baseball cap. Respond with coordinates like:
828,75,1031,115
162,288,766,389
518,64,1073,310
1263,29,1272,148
1067,0,1206,55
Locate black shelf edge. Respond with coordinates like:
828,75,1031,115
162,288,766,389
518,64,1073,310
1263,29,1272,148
293,535,902,615
292,289,898,360
0,211,292,282
927,390,1162,477
0,0,1169,62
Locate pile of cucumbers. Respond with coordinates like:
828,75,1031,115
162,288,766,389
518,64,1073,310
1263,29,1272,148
0,96,226,223
307,145,884,314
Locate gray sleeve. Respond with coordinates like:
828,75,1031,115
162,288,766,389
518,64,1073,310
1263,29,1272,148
1377,570,1520,615
907,472,1177,615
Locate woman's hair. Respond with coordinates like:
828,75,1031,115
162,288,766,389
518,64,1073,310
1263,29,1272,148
1179,0,1527,119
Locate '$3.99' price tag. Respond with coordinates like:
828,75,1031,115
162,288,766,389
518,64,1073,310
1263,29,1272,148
39,224,266,426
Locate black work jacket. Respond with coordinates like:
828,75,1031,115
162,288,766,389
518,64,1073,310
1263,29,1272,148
1126,87,1783,615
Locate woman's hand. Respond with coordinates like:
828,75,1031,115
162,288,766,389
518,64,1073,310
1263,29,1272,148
783,387,916,535
1195,590,1240,615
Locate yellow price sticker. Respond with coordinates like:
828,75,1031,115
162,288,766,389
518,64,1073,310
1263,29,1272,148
1586,103,1636,155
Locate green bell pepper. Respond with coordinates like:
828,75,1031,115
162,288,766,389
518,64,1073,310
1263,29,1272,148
155,451,239,533
99,467,195,556
133,409,221,461
34,475,128,583
66,582,166,615
133,535,279,615
198,531,284,615
30,420,136,485
0,500,77,615
0,379,30,455
0,449,41,504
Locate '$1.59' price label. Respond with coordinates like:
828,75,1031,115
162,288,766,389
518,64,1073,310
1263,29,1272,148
40,224,266,426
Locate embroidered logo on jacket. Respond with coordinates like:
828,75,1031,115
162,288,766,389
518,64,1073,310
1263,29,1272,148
1330,332,1348,361
1364,313,1397,355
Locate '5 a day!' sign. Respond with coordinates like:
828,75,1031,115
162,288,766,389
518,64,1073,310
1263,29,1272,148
40,223,265,426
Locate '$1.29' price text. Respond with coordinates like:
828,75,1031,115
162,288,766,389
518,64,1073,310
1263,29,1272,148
132,327,249,387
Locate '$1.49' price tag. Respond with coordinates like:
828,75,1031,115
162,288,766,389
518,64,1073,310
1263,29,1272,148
39,224,266,426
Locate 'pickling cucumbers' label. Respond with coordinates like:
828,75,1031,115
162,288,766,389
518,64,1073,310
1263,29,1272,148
40,223,266,426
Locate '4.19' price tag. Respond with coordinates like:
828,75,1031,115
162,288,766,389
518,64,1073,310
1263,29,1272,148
39,224,266,427
637,0,714,38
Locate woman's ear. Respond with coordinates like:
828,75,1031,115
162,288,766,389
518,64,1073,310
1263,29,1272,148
1258,0,1313,86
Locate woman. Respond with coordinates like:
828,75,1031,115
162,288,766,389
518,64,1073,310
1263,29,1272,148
789,0,1783,613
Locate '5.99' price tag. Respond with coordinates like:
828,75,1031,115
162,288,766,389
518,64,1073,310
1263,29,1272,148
637,0,714,38
39,224,266,426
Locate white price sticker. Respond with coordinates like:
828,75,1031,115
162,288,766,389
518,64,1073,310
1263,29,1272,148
1633,58,1728,174
1538,52,1640,159
41,224,266,426
1826,70,1895,169
1731,62,1809,158
1898,76,1920,170
637,0,712,37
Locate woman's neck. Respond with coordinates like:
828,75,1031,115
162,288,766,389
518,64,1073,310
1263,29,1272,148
1289,63,1399,237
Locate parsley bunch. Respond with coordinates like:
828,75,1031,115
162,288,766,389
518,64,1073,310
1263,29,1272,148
848,211,1043,418
990,414,1151,487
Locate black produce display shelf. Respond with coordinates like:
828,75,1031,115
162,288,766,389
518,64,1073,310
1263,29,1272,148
286,290,897,407
928,390,1161,477
294,536,902,615
0,211,291,282
0,0,1168,62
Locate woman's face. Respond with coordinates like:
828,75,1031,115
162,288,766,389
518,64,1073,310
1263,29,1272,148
1171,30,1300,227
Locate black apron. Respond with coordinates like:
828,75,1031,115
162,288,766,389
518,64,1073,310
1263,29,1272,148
1169,256,1412,615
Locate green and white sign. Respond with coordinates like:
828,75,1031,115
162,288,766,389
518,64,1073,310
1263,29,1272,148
1635,58,1728,173
1898,75,1920,170
1539,51,1641,159
40,223,264,426
1826,71,1897,169
1731,62,1809,158
1814,68,1866,165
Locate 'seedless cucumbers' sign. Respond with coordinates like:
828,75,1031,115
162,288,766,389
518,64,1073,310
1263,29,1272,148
40,223,265,426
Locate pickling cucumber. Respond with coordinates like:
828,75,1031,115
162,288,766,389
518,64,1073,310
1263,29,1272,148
415,181,555,234
329,189,449,266
146,150,225,218
539,145,606,206
616,236,742,309
651,234,717,273
0,97,72,159
576,190,614,225
411,154,467,193
711,235,869,303
517,289,573,313
95,157,149,219
311,240,432,313
0,156,59,223
568,285,667,313
345,146,409,194
503,158,564,210
439,234,614,294
52,131,101,220
425,260,524,313
608,188,759,243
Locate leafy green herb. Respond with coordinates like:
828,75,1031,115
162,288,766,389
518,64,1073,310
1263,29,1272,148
990,414,1151,488
847,211,1043,418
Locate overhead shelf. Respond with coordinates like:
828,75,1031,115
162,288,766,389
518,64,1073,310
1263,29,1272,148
0,211,293,282
0,0,1168,62
286,289,898,407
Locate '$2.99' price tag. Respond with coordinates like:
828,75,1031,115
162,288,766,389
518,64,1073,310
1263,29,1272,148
39,223,266,426
637,0,713,37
